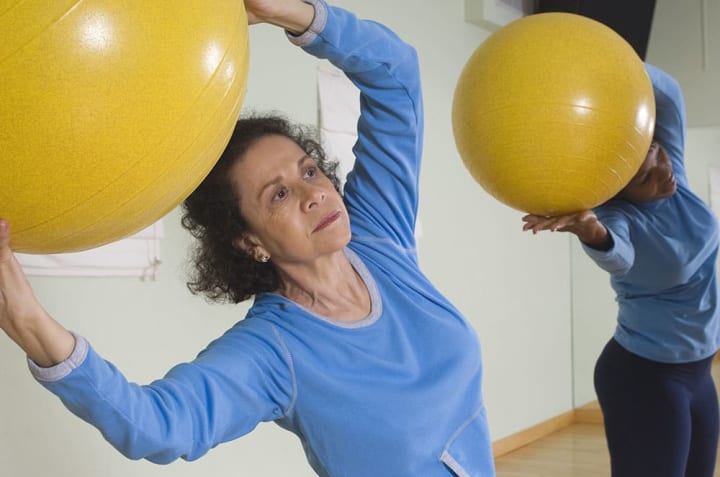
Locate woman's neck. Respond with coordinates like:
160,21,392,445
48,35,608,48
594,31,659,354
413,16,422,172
274,251,371,323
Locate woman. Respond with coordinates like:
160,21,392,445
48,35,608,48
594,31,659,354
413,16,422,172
0,0,494,475
523,64,720,477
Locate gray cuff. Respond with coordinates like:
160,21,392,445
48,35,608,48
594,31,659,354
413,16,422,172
28,332,89,383
286,0,327,47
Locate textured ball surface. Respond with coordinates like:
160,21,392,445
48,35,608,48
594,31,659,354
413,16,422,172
452,12,655,216
1,1,249,253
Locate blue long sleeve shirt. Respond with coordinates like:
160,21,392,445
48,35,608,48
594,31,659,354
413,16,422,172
29,2,494,476
583,63,720,363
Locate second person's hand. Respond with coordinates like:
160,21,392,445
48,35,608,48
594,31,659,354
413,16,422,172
522,210,612,251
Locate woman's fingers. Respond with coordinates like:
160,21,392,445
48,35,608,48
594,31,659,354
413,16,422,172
0,220,13,262
522,214,558,233
522,211,593,234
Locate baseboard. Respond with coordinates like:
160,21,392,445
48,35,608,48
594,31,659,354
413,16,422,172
492,401,603,458
492,409,576,458
574,400,603,424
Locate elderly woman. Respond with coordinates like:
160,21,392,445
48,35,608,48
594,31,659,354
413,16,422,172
0,0,494,475
523,64,720,477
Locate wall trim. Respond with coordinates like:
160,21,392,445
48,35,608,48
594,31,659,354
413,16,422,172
492,401,603,458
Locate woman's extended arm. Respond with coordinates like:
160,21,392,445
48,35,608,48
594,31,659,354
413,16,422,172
291,0,424,250
0,220,75,367
522,208,636,276
522,210,612,251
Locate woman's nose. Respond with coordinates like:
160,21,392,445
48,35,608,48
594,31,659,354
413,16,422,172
302,185,326,210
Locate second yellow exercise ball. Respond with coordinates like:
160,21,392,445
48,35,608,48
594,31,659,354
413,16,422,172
452,12,655,216
1,1,249,253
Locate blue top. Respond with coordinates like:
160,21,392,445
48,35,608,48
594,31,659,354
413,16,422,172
583,63,720,363
29,1,495,476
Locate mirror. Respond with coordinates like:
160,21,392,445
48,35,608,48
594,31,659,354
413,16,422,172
571,0,720,408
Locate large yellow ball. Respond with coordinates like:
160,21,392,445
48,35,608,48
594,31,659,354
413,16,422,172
1,1,249,253
452,12,655,216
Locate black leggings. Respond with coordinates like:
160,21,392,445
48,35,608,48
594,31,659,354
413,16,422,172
594,338,719,477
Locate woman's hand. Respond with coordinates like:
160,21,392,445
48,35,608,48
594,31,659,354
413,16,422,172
522,210,612,251
244,0,282,25
243,0,314,33
0,220,74,367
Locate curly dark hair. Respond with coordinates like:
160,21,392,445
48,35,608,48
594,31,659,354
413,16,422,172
181,112,341,304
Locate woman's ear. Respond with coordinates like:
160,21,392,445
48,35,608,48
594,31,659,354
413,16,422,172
233,234,270,263
233,234,255,254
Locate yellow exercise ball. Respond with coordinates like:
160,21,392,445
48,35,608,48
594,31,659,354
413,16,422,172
452,12,655,216
1,1,249,253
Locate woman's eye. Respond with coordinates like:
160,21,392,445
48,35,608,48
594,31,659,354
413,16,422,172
273,187,288,201
305,166,317,178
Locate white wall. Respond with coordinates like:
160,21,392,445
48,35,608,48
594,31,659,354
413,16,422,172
0,1,573,476
643,0,720,127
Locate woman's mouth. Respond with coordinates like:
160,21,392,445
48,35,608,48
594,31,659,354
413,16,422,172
313,211,341,233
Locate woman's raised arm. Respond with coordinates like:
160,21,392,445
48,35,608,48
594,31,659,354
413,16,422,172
0,220,75,367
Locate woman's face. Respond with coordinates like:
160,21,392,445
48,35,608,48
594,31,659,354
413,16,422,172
616,141,677,203
230,134,350,264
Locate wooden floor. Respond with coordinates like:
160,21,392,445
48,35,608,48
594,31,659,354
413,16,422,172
495,422,609,476
495,360,720,476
